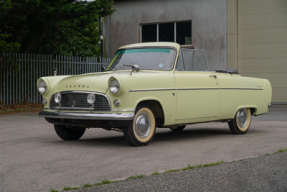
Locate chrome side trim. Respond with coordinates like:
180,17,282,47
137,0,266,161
129,88,176,92
177,88,218,90
38,111,134,120
129,87,263,92
49,91,112,110
220,88,263,90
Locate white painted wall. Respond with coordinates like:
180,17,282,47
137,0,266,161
104,0,227,70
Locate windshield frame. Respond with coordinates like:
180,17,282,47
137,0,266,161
105,46,178,71
177,48,210,72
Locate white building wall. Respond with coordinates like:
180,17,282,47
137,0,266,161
237,0,287,103
105,0,227,70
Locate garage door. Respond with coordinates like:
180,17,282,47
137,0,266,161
237,0,287,103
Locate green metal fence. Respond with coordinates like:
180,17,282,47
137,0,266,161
0,53,110,105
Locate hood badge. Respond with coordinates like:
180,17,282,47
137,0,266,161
65,85,90,89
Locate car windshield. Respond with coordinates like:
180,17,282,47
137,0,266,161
106,48,176,71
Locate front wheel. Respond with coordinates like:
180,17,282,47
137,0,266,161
54,125,86,140
228,108,251,134
123,107,156,146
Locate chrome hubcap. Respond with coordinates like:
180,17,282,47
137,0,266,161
135,112,151,138
237,108,248,128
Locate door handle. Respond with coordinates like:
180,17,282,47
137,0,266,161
209,75,217,78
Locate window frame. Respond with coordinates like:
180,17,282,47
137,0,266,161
176,48,209,72
140,21,192,44
105,46,178,71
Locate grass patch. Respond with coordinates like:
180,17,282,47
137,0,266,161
164,169,181,173
265,153,270,155
83,183,93,188
128,174,146,179
102,179,119,184
50,189,58,192
181,164,197,171
202,161,225,167
94,179,120,186
152,171,159,175
16,108,24,112
63,186,80,191
273,148,287,154
181,161,225,171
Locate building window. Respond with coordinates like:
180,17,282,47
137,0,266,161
159,23,174,42
141,21,192,45
142,24,157,42
176,21,192,45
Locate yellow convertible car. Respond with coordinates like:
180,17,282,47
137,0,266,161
38,42,272,146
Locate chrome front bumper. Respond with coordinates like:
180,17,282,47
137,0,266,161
38,111,134,120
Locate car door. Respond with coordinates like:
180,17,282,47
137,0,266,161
174,49,220,121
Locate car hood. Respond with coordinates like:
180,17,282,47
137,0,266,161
52,70,174,94
53,72,116,93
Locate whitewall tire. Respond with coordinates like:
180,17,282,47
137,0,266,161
123,107,156,146
228,108,251,134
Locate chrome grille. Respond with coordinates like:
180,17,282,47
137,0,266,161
50,92,111,111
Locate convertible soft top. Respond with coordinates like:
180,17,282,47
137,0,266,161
215,69,239,75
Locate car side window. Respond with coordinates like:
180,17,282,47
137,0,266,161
176,50,185,71
182,49,208,71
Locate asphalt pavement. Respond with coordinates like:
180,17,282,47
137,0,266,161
0,105,286,192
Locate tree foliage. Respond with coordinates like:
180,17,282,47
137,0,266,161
0,32,21,53
0,0,114,57
0,31,21,69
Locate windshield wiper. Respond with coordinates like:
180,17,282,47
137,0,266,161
123,64,140,75
101,64,106,72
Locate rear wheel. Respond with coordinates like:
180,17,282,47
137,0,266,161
123,107,156,146
170,125,186,132
54,125,86,140
228,108,251,134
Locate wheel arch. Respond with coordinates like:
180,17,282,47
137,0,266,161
234,105,257,116
135,99,165,127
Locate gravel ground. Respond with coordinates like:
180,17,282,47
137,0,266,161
69,151,287,192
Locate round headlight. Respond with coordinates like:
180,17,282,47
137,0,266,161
109,79,120,94
87,93,96,104
114,99,120,106
54,92,61,104
38,81,47,94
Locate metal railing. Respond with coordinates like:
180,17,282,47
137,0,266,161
0,53,110,105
